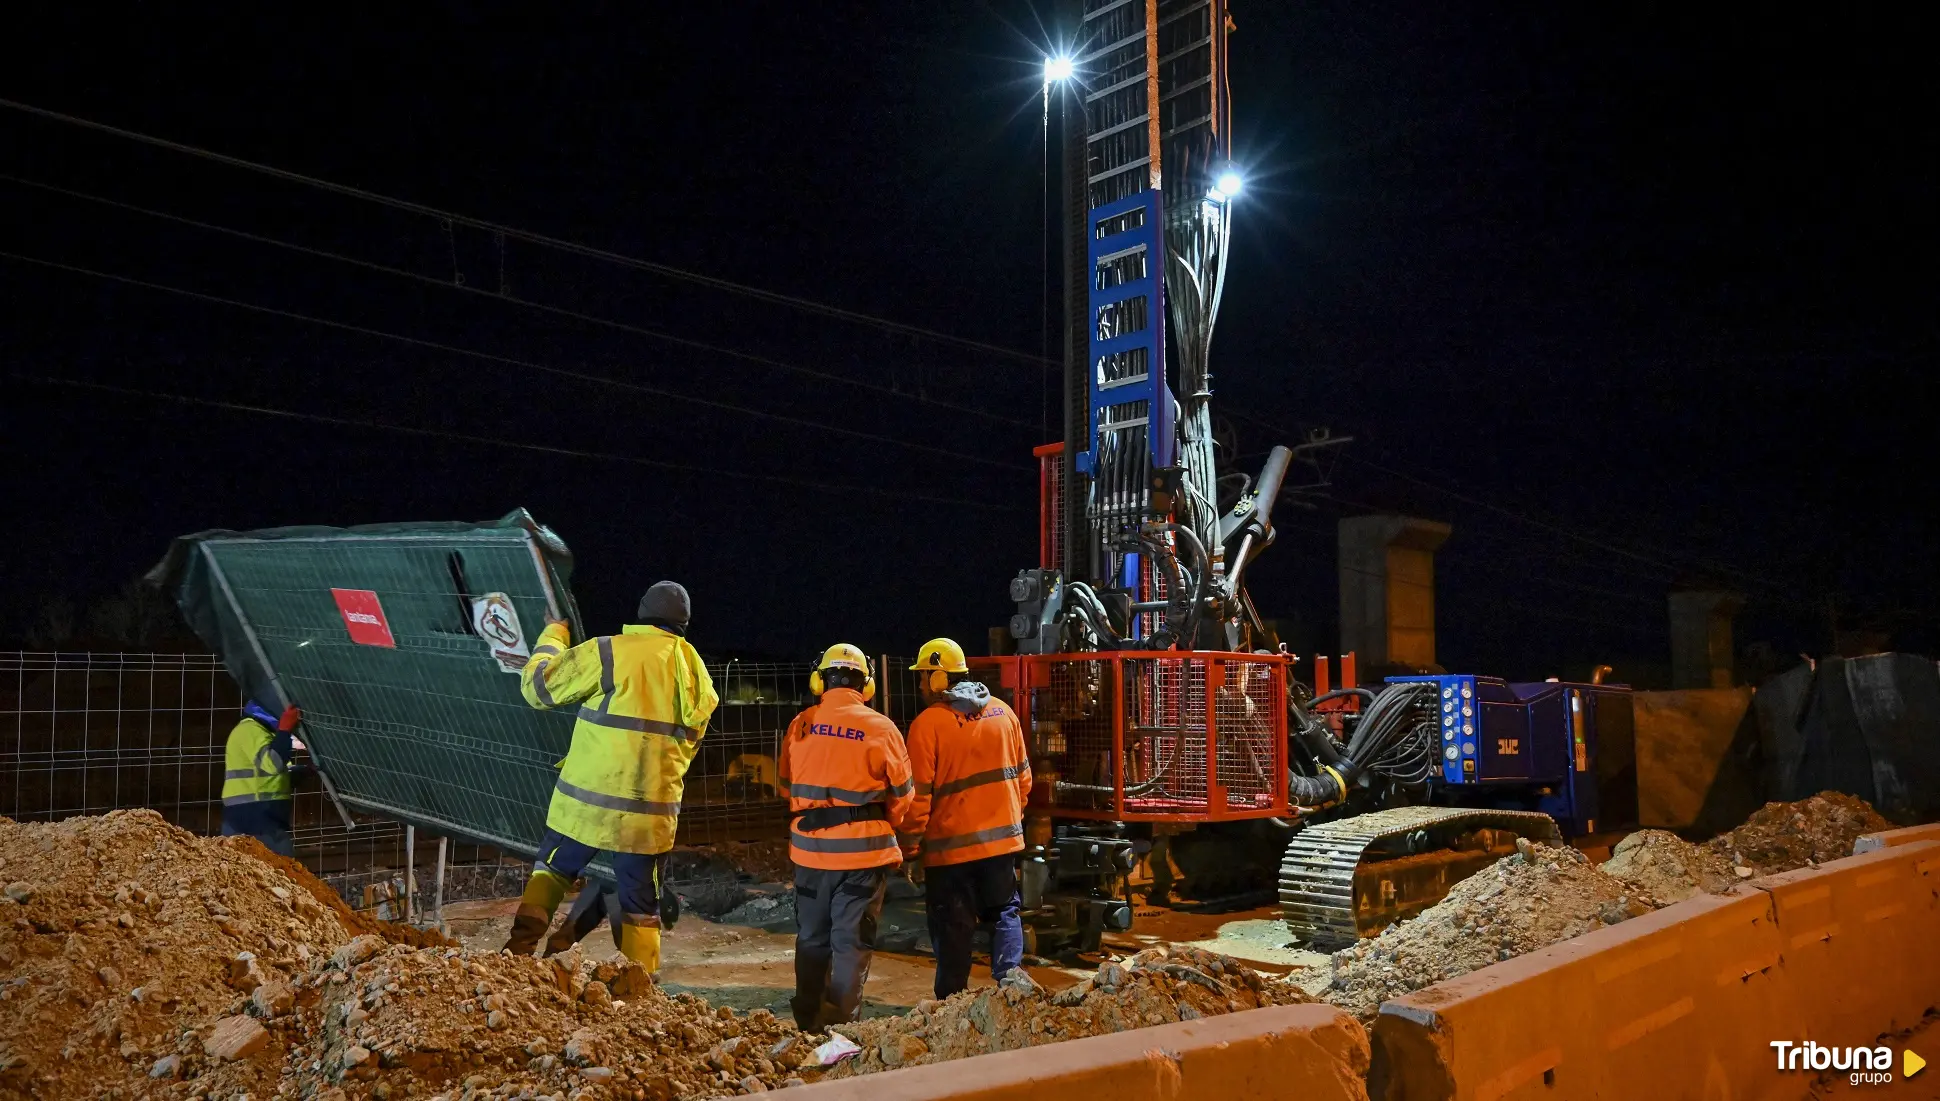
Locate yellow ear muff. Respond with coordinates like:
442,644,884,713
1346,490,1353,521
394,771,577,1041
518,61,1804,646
861,676,877,703
808,670,824,696
926,669,949,693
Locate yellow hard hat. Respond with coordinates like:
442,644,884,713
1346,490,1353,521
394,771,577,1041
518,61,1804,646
809,643,876,702
914,638,968,674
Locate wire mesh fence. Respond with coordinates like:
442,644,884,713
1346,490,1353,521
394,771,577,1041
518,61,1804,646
2,649,929,907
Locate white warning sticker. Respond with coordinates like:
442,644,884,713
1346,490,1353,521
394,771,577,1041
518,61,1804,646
471,592,531,673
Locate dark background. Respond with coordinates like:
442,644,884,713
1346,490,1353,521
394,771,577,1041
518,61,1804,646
3,4,1933,682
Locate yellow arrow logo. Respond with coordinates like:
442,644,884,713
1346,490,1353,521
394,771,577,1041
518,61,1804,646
1906,1048,1926,1078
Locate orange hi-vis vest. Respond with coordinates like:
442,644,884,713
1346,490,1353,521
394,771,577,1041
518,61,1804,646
779,687,916,871
902,692,1031,867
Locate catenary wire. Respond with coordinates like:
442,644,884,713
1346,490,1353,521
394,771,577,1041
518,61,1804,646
0,97,1056,368
0,249,1031,473
14,374,1027,512
0,172,1036,429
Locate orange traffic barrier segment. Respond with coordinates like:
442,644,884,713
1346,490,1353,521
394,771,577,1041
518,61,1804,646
1369,839,1940,1100
790,1003,1371,1101
1855,822,1940,854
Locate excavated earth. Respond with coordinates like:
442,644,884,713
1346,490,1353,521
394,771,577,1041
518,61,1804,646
1316,790,1897,1021
0,791,1900,1098
819,945,1313,1079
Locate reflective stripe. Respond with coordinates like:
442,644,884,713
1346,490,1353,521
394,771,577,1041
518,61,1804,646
575,707,700,742
888,777,914,798
254,742,288,778
553,778,681,818
533,643,562,657
788,781,901,805
915,781,933,795
529,659,558,707
923,822,1023,853
597,636,616,701
223,769,257,780
931,764,1025,799
789,830,899,853
222,792,291,806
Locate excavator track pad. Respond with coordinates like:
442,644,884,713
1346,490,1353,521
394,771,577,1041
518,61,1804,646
1279,806,1562,949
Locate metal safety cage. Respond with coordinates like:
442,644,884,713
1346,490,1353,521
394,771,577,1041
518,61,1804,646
971,650,1287,822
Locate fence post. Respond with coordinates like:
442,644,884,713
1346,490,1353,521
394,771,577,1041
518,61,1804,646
404,823,416,924
434,836,448,928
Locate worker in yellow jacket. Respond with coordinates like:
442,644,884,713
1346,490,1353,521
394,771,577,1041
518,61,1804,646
503,581,718,972
220,700,306,856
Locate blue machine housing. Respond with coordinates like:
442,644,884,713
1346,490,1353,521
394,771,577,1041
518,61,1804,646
1386,674,1635,837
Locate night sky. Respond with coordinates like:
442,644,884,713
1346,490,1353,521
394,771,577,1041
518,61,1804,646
3,4,1933,682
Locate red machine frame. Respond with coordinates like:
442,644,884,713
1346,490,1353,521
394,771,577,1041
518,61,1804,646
972,650,1289,823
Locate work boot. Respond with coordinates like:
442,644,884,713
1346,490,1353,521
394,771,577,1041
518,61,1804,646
618,922,662,973
503,870,569,956
545,886,611,956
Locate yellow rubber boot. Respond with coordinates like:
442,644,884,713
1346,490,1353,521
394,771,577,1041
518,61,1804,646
618,923,662,973
504,869,570,955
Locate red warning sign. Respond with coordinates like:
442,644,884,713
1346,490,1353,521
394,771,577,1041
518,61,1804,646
331,588,397,648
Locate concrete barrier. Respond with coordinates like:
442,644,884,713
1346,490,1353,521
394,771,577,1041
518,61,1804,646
1854,822,1940,854
1370,840,1940,1100
790,1003,1370,1101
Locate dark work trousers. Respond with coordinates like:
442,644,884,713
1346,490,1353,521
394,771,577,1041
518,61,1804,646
791,865,889,1031
924,853,1023,999
221,798,295,857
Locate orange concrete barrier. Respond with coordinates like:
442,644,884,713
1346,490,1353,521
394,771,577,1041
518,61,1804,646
1370,840,1940,1100
790,1003,1370,1101
1854,822,1940,854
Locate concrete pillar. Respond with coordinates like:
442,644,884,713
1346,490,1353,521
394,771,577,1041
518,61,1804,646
1338,515,1451,670
1668,590,1743,689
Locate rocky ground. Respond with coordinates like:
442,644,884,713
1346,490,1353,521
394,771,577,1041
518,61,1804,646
0,792,1902,1099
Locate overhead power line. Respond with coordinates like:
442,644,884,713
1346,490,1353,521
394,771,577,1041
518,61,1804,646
0,97,1055,368
0,249,1031,473
0,172,1034,429
16,374,1025,512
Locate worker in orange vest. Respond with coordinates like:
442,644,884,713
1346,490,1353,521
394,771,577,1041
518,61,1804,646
900,637,1032,998
779,644,916,1030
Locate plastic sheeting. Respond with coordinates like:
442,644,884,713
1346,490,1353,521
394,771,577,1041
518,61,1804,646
147,509,587,855
1753,654,1940,824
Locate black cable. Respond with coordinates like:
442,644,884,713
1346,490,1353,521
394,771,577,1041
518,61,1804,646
0,172,1035,429
0,249,1030,473
15,374,1026,511
0,97,1057,367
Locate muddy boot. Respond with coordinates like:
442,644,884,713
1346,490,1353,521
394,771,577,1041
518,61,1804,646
503,870,569,956
545,885,609,956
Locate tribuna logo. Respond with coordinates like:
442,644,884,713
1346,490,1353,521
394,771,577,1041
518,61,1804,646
344,612,382,625
1771,1040,1896,1086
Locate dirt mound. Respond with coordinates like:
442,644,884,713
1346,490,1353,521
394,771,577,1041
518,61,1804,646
1707,792,1891,872
228,836,454,949
822,945,1312,1078
1601,829,1741,901
0,810,355,1098
182,938,813,1101
1322,841,1658,1021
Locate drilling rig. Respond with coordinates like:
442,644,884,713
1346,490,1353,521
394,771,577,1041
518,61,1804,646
972,0,1635,952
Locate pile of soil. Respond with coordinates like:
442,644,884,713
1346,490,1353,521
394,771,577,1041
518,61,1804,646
1706,792,1890,872
1321,840,1657,1022
0,811,358,1098
188,939,815,1101
822,945,1312,1078
240,839,454,949
1600,829,1741,902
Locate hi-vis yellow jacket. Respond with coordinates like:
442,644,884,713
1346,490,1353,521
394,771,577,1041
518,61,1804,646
221,717,294,806
521,622,719,854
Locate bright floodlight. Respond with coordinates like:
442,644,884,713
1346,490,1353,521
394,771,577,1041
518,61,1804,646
1045,55,1075,82
1213,170,1245,199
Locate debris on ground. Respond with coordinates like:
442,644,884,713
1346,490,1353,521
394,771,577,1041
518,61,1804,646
1705,791,1891,873
0,811,357,1099
1600,829,1740,901
1321,841,1658,1022
821,946,1312,1078
717,890,796,928
188,940,811,1101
